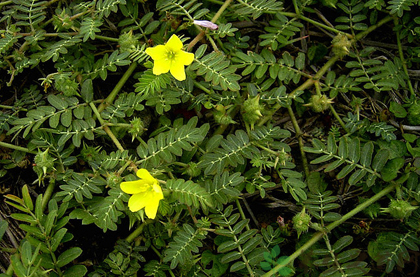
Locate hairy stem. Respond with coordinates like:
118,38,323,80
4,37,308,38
97,61,138,113
261,182,397,276
0,141,37,154
394,17,415,97
287,105,310,178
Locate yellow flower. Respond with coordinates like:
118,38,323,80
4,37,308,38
145,34,194,81
120,169,164,219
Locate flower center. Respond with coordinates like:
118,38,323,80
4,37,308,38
166,50,176,61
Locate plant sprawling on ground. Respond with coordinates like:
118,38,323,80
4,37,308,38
1,0,420,276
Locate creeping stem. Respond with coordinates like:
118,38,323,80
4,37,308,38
97,61,138,113
261,182,398,277
393,17,415,97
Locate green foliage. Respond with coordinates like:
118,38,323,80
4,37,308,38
259,14,304,50
136,117,209,168
1,0,420,276
231,0,283,19
102,240,147,276
305,190,342,223
5,186,87,276
369,231,420,273
190,45,241,91
157,0,209,20
162,223,206,269
304,135,392,186
211,205,265,275
314,235,370,276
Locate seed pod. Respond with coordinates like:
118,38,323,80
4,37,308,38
293,207,311,238
128,118,145,141
242,95,263,129
34,149,56,175
213,104,236,125
383,199,418,220
332,33,352,58
306,94,333,113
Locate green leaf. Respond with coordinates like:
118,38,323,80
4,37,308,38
230,261,246,272
390,101,407,118
61,109,72,127
360,142,374,167
220,251,241,264
10,213,37,224
81,79,93,102
0,220,8,240
48,94,68,110
11,254,26,277
51,228,68,252
333,235,353,252
372,149,390,172
380,157,404,182
63,265,88,277
57,247,83,267
21,185,33,211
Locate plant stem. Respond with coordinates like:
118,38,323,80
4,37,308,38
329,104,348,132
280,12,350,37
355,15,393,41
0,141,37,154
95,35,119,42
292,0,300,15
97,61,138,114
258,55,340,126
41,178,56,212
314,80,348,132
236,199,250,231
394,17,415,97
193,80,212,94
261,182,397,277
125,221,147,243
287,105,310,178
0,1,12,7
90,102,125,151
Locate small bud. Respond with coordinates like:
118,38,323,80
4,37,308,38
292,207,311,238
128,118,145,141
213,104,236,125
107,172,122,188
332,33,352,58
54,74,79,97
242,95,264,129
382,199,418,220
305,94,333,113
80,144,101,162
34,149,56,176
183,162,201,178
118,31,139,53
193,20,218,30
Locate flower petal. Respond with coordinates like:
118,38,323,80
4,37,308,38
152,59,171,75
120,180,148,194
177,50,194,66
145,45,167,60
165,34,183,51
136,169,156,183
170,61,187,81
128,193,147,212
193,20,219,30
144,191,164,219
